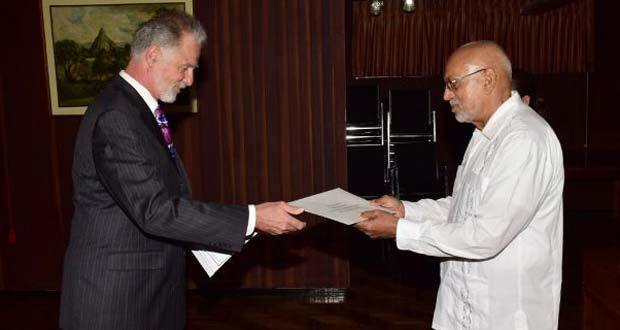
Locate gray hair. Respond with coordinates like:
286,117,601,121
130,9,206,58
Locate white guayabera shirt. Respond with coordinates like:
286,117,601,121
396,92,564,330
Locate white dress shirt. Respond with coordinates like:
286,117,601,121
119,71,256,235
396,92,564,330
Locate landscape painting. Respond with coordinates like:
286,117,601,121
42,0,194,115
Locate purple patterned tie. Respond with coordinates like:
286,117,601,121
154,106,176,157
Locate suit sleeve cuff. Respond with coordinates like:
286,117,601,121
246,205,256,236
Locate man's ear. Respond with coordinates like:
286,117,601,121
482,68,498,95
144,45,160,68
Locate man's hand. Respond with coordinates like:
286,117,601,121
354,210,398,239
255,201,306,235
370,195,405,218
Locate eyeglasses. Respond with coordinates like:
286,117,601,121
444,68,487,91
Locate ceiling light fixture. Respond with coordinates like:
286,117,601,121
369,0,384,16
402,0,416,12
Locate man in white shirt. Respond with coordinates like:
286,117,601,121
354,40,564,330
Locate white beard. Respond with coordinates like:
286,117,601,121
452,102,481,124
160,87,178,103
159,83,187,104
454,109,474,123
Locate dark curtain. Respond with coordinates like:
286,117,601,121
0,75,7,287
352,0,594,77
175,0,349,288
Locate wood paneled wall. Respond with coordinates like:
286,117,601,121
0,0,66,289
0,76,6,288
0,0,348,290
185,0,349,288
351,0,594,76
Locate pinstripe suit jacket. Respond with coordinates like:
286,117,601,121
59,76,248,330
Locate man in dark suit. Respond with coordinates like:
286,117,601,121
59,10,306,330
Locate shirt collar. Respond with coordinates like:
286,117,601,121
119,70,159,116
478,91,522,140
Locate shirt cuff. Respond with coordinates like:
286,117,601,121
246,205,256,236
402,200,423,221
395,218,423,251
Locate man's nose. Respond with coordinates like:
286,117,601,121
443,87,453,101
183,69,194,86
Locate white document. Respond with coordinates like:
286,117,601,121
289,188,391,225
192,233,256,277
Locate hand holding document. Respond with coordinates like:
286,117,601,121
193,188,385,276
289,188,392,225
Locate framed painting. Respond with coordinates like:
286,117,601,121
41,0,196,115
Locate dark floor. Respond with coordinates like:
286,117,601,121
0,211,617,329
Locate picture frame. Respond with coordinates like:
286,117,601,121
41,0,197,115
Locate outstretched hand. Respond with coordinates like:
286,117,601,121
354,209,398,239
370,195,405,218
255,201,306,235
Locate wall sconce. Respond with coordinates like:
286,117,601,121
402,0,416,12
369,0,384,16
370,0,416,16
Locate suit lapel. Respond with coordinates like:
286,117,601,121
115,76,180,171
